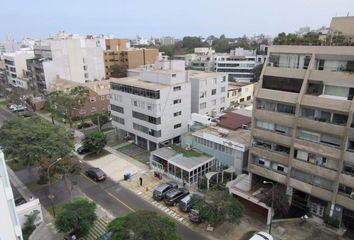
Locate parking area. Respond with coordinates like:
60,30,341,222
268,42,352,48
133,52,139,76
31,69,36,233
117,143,150,165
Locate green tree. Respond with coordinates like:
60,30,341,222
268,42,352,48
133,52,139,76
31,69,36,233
181,36,208,49
111,64,127,78
107,210,180,240
0,117,73,167
91,112,110,130
259,184,290,218
22,211,39,240
191,191,244,226
54,197,97,237
83,131,107,154
252,63,264,82
228,75,235,82
47,86,89,127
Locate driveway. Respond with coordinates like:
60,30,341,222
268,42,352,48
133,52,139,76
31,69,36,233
85,153,140,182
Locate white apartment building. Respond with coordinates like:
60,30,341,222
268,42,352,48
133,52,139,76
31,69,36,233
215,48,260,83
189,71,228,115
0,150,23,240
3,50,34,89
110,60,191,150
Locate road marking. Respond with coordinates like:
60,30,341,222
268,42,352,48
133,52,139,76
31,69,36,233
106,191,135,212
80,172,97,185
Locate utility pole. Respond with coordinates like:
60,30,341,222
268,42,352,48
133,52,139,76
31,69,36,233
47,158,62,217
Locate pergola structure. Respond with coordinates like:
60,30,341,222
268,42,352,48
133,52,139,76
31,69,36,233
150,147,217,186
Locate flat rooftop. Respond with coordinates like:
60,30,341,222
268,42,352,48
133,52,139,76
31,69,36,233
192,126,251,147
152,147,214,171
50,79,110,95
110,77,170,90
188,70,225,79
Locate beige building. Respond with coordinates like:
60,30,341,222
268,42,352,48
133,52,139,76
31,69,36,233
104,48,159,79
105,39,127,51
227,82,255,108
229,45,354,229
328,16,354,45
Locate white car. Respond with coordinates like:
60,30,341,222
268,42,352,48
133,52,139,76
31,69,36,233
249,231,273,240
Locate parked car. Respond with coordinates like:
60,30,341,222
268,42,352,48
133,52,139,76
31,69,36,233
18,110,32,117
179,194,192,212
12,105,27,112
249,231,273,240
189,209,201,223
77,146,90,155
8,104,17,111
85,167,106,181
164,188,189,206
152,182,178,201
78,122,93,129
101,231,112,240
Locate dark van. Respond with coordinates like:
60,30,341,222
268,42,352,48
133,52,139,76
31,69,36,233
152,182,178,201
164,188,189,206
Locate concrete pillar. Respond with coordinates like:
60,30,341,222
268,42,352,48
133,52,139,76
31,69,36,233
147,140,150,151
329,203,335,217
286,186,293,205
135,135,138,145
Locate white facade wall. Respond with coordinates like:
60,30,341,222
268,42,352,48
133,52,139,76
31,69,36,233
0,151,23,240
110,81,191,147
48,38,106,83
190,73,228,115
4,51,34,89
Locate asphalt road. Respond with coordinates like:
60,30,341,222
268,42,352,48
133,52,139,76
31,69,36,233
78,162,209,240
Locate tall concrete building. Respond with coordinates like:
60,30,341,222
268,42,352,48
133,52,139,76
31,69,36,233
231,45,354,228
110,60,191,150
104,48,159,78
0,150,23,240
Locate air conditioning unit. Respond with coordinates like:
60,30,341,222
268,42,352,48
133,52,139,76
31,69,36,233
350,192,354,199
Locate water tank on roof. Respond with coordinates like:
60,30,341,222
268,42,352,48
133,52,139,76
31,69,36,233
191,113,212,125
218,128,229,136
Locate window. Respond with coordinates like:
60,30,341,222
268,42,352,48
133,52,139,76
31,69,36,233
213,78,217,84
296,150,309,161
200,102,207,109
83,65,88,71
212,99,216,105
91,107,96,113
212,89,216,95
112,115,125,125
200,91,207,98
84,73,89,79
221,87,226,93
298,129,320,142
220,97,225,103
132,111,161,125
133,123,161,137
174,111,182,117
246,96,251,101
90,97,96,103
111,83,160,99
256,120,274,131
221,76,226,82
111,104,124,113
172,74,176,77
174,123,182,129
173,86,181,91
347,139,354,152
173,99,181,104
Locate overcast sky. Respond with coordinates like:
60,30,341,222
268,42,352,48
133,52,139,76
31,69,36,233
1,0,354,40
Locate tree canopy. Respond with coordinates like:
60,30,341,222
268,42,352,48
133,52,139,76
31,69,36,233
259,184,290,218
191,191,244,226
107,210,180,240
252,63,264,82
83,131,107,154
55,197,97,237
0,116,74,167
47,86,89,127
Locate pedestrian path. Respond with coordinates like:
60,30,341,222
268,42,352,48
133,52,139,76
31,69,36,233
82,216,110,240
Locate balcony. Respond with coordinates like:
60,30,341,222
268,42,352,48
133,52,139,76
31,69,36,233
339,174,354,189
254,109,295,126
253,128,292,147
336,194,354,212
264,66,306,79
248,164,287,184
251,147,289,166
309,70,354,86
288,178,332,202
291,159,337,181
294,138,341,160
257,88,298,104
297,118,346,136
343,151,354,164
301,95,351,112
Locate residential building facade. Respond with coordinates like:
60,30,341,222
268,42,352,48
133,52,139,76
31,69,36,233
189,71,228,116
110,60,191,150
49,79,110,117
243,45,354,228
3,50,34,89
227,82,255,108
0,150,23,240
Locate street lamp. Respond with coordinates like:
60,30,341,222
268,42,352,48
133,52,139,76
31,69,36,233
47,158,62,217
263,180,274,235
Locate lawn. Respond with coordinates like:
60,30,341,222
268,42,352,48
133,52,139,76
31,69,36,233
0,99,7,106
83,149,110,161
239,230,257,240
172,145,202,157
6,160,28,172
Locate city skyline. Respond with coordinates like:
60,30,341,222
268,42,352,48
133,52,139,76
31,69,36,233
1,0,354,40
